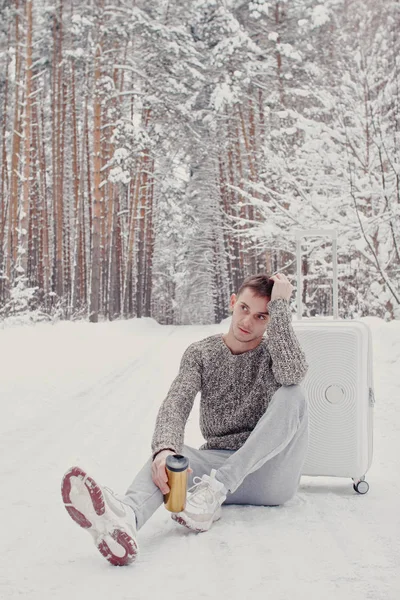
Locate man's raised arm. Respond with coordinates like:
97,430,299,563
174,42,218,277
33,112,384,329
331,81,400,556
151,343,202,459
267,297,309,386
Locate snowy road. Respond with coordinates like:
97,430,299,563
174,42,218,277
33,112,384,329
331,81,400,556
1,316,399,600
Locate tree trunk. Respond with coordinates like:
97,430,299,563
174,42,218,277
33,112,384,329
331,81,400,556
0,24,11,298
6,0,22,287
89,44,103,323
144,157,155,316
19,0,33,277
107,190,119,319
61,76,69,308
226,117,241,291
52,1,64,298
136,150,149,318
275,1,286,107
85,93,93,257
217,151,233,292
29,76,40,287
123,163,140,316
39,97,50,302
71,59,82,311
234,110,251,274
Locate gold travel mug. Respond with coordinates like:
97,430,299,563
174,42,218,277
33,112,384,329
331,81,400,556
164,454,190,513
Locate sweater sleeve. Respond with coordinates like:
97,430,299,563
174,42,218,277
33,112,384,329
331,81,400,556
266,298,309,386
151,343,202,458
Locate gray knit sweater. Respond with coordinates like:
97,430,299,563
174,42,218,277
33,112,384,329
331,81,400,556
151,298,308,458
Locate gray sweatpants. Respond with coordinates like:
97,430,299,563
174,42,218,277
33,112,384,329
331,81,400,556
123,384,309,531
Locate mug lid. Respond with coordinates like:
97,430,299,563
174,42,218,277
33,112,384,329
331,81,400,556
166,454,189,472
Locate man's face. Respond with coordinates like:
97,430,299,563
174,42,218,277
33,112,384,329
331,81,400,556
230,287,270,343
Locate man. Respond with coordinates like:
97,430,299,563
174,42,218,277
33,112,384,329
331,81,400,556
61,272,309,566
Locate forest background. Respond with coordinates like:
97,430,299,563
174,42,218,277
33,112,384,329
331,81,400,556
0,0,399,325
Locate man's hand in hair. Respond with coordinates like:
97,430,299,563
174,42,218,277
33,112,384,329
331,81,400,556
270,273,294,302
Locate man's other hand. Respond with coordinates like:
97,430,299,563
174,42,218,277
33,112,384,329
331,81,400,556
151,449,193,494
270,272,293,303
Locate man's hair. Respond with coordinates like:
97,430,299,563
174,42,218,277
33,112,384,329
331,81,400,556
237,273,274,300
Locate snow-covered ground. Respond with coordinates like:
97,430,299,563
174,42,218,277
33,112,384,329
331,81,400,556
1,315,399,600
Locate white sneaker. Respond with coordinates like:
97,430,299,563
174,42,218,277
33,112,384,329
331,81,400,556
61,466,138,566
171,469,227,532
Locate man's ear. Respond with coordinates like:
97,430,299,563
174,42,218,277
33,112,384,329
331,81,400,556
229,293,237,312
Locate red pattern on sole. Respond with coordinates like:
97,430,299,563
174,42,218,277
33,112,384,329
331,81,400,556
61,466,138,566
171,514,206,533
61,466,105,519
98,529,138,567
65,505,92,529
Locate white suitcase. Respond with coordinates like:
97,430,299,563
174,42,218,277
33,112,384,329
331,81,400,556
291,229,375,494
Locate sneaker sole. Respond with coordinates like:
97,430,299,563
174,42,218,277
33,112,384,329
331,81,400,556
61,466,138,566
171,507,221,533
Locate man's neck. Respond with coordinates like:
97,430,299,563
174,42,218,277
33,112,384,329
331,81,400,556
222,331,264,355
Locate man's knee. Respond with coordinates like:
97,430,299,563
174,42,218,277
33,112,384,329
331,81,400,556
273,384,307,416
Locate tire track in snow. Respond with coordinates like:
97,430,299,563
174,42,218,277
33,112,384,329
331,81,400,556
0,328,177,474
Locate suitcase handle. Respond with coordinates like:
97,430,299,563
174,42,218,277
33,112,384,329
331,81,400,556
293,229,339,320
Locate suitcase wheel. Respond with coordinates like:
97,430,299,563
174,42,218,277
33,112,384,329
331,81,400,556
353,479,369,494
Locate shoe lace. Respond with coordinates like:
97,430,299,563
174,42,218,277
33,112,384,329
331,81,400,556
187,476,218,508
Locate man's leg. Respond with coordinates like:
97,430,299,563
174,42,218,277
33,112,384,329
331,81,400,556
122,446,232,530
123,384,308,529
216,384,308,504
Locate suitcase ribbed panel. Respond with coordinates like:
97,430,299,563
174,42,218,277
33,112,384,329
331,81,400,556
292,230,374,486
293,321,372,479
